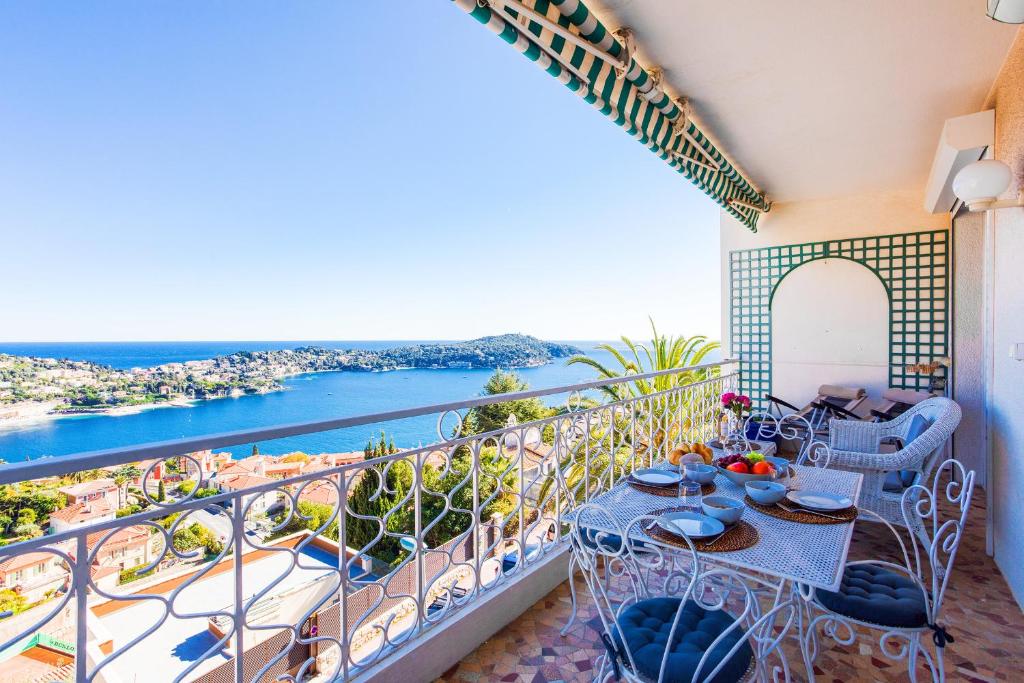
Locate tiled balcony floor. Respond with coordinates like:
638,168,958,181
439,494,1024,682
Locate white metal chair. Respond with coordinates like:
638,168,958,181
801,458,975,682
826,397,961,527
570,503,797,683
742,411,832,470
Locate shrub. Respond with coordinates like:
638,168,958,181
119,563,156,585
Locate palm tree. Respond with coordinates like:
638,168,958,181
566,318,720,401
112,464,142,508
553,320,723,489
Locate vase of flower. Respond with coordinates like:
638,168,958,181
719,391,752,439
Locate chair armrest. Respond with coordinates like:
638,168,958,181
820,400,860,420
828,445,926,472
870,408,895,421
765,393,800,412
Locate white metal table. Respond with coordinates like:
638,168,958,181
574,464,862,592
571,464,863,680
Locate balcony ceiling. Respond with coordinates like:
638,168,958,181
590,0,1018,203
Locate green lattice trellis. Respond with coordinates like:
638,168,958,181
729,230,948,409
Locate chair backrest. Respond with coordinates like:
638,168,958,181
744,411,832,469
569,505,796,683
900,458,975,622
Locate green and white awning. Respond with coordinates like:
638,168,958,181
452,0,770,231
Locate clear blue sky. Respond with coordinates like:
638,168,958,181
0,2,720,342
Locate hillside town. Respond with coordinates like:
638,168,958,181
0,431,557,682
0,335,580,427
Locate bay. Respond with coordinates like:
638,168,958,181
0,340,714,462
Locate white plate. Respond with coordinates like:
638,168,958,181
655,511,725,540
632,468,683,487
786,490,854,511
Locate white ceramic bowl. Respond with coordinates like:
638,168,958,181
682,463,716,485
701,496,744,525
745,480,787,505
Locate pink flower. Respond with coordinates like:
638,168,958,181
738,395,751,407
720,392,736,406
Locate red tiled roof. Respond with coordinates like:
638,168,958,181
217,461,258,477
299,482,339,506
0,551,58,575
58,478,116,497
86,524,150,551
49,498,114,525
217,473,276,491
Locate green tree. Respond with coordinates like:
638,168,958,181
345,432,411,564
0,588,27,615
16,508,36,526
251,444,260,456
157,480,166,503
112,465,140,509
464,370,551,435
273,501,338,539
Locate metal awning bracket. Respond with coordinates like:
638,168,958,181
728,197,768,213
483,0,593,88
486,0,627,71
670,102,720,171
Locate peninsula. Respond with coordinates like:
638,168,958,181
0,334,581,425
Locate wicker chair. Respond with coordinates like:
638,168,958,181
827,397,961,527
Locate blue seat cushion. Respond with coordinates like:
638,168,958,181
579,527,624,552
613,597,752,683
816,563,927,629
904,414,931,445
882,415,932,492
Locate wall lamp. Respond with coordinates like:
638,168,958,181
952,159,1024,211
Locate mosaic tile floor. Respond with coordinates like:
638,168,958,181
439,494,1024,682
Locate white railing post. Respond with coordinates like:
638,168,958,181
339,471,350,682
413,453,424,635
471,439,481,592
73,534,89,682
231,492,246,683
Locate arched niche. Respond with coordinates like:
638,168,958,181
770,258,890,403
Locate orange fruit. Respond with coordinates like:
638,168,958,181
751,461,773,475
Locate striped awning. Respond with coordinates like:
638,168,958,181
451,0,770,231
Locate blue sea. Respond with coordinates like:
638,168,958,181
0,340,699,462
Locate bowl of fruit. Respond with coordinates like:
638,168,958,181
714,451,779,486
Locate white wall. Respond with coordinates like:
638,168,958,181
952,210,987,487
771,258,889,404
984,29,1024,607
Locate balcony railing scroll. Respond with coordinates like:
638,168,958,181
0,359,738,682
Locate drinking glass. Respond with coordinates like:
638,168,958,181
678,480,703,513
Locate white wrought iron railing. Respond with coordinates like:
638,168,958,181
0,360,738,682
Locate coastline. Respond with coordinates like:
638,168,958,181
0,360,553,433
0,396,202,433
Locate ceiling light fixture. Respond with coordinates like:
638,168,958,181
988,0,1024,23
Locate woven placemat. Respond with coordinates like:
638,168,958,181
645,506,759,553
744,496,857,525
627,478,716,498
